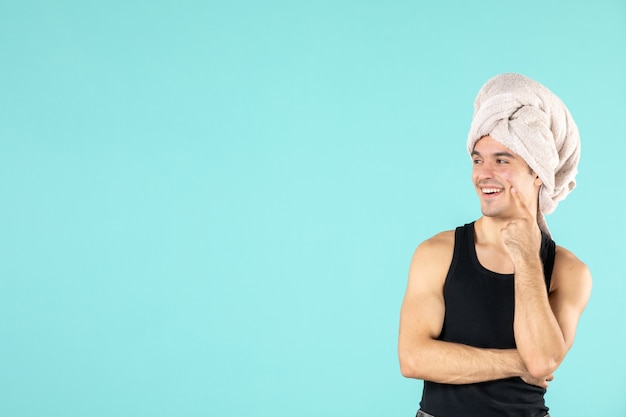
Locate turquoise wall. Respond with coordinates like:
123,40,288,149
1,1,625,415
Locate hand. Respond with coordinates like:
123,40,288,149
521,373,554,389
500,186,542,264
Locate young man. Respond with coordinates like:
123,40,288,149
398,74,592,417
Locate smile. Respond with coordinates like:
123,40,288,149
481,187,503,195
482,187,503,193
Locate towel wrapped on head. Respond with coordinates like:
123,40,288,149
466,73,581,235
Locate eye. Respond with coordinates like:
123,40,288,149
496,159,508,164
472,158,482,164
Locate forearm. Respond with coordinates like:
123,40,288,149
400,338,526,384
514,259,566,377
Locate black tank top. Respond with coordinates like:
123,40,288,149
420,222,555,417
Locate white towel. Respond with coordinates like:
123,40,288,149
466,73,580,235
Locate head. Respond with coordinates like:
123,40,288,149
466,73,581,235
471,135,543,220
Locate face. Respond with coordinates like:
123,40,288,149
471,135,541,220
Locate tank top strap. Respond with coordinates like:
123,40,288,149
540,232,556,291
445,223,473,284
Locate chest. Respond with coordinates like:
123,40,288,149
441,267,516,348
474,243,514,274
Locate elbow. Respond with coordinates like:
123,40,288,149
398,347,428,379
398,354,416,378
525,353,563,379
520,339,568,379
399,359,419,379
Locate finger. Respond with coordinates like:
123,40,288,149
509,185,533,217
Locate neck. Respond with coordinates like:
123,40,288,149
474,215,538,247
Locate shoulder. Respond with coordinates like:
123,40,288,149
554,245,591,278
408,230,456,289
419,229,456,251
551,245,592,296
412,230,455,263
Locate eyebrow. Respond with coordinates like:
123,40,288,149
471,150,517,158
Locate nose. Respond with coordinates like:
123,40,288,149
473,161,494,180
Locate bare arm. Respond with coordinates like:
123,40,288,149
501,189,592,379
511,246,591,378
398,231,541,385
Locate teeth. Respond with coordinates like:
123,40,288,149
482,188,501,194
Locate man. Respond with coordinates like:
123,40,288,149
398,73,592,417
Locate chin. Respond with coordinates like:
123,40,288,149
480,206,509,219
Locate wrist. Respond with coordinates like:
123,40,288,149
500,349,527,378
512,254,542,274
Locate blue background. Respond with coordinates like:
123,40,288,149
1,1,625,415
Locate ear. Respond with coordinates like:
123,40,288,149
534,176,543,186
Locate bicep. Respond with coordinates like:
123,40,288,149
399,237,452,350
399,285,445,344
549,253,592,350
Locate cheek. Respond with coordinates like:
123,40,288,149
495,169,513,184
